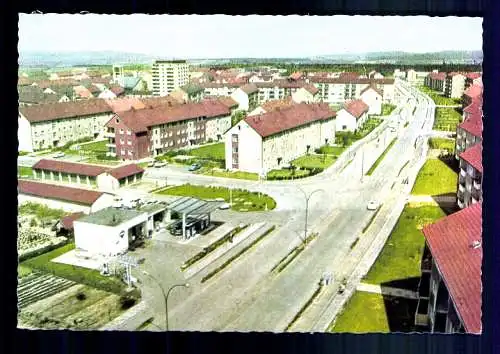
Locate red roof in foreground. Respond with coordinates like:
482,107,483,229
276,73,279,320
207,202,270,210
459,143,483,173
458,117,483,139
422,203,482,334
464,85,483,99
60,212,85,229
33,159,108,177
18,180,104,206
107,164,144,180
343,99,369,119
19,99,112,123
244,103,335,138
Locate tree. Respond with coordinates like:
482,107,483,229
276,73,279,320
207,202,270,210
231,110,247,126
342,135,349,147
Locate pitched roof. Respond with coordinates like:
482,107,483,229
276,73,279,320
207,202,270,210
464,85,483,99
18,77,34,86
342,99,369,119
205,96,238,109
260,98,295,112
302,84,319,95
104,98,146,113
459,143,483,173
244,103,336,138
73,85,94,99
465,72,482,80
256,80,307,89
180,83,204,95
239,83,259,95
111,100,231,133
422,203,482,334
309,77,395,85
338,72,361,80
34,79,80,89
117,77,141,89
110,86,125,96
428,72,447,81
19,99,113,123
107,164,145,180
140,96,182,109
18,180,105,206
60,212,85,230
18,86,60,105
360,84,383,97
458,116,482,139
289,72,303,80
33,159,109,177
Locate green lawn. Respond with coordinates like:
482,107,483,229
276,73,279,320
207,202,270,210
363,205,446,285
418,86,462,106
434,108,462,132
79,140,108,153
411,158,458,196
200,169,259,181
366,138,397,176
267,168,311,180
18,202,68,220
316,145,347,157
292,154,336,169
84,158,121,166
21,243,128,295
382,104,397,116
18,166,33,177
428,138,456,154
188,143,225,161
18,264,34,278
329,292,390,333
156,184,276,212
335,118,383,147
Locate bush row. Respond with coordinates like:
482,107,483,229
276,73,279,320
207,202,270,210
266,167,324,181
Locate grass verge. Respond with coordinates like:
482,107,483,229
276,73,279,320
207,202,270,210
201,225,275,283
366,138,397,176
434,108,462,132
428,137,455,154
271,232,318,274
411,158,458,196
180,225,248,271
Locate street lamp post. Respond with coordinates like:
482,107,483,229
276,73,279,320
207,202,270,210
142,271,189,331
296,187,324,245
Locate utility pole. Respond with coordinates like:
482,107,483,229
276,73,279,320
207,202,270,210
296,187,324,245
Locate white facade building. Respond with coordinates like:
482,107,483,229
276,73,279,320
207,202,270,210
152,60,190,96
336,100,369,132
360,86,383,115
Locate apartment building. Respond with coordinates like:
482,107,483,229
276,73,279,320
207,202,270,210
230,84,259,111
18,100,114,152
359,85,383,115
225,103,336,174
424,72,447,93
457,143,482,209
456,95,482,157
291,85,320,104
415,202,482,334
335,99,369,132
256,80,305,102
170,83,205,103
462,84,483,108
152,60,190,96
445,73,466,98
201,82,240,97
105,99,232,160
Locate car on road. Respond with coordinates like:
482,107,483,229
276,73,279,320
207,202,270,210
367,200,380,211
53,152,65,158
154,161,168,168
218,203,231,210
147,160,156,167
188,163,201,171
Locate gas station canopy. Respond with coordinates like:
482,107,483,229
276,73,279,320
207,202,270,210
168,197,224,216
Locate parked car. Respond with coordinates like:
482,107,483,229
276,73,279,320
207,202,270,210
218,203,231,210
154,161,167,168
147,160,156,167
367,200,380,211
53,152,65,158
188,163,201,171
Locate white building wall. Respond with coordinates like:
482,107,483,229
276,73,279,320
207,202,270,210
205,115,231,141
336,110,357,132
225,121,263,173
96,173,120,192
231,89,250,111
18,194,91,214
360,90,383,115
90,193,115,212
18,115,33,152
292,88,315,103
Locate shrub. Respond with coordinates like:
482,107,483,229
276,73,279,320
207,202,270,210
76,292,86,301
30,218,37,227
119,295,136,310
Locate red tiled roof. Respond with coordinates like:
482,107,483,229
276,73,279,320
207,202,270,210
464,85,483,99
140,96,182,109
18,77,34,86
458,117,483,139
18,180,105,206
244,103,336,138
110,100,232,133
33,79,80,89
342,99,369,119
257,80,307,89
447,72,465,78
105,98,146,113
19,99,112,123
261,97,295,112
74,85,93,98
309,77,395,85
422,203,482,334
205,96,238,109
110,86,125,96
302,84,319,95
466,72,482,80
32,159,108,177
107,164,144,180
239,83,259,95
459,143,483,173
60,212,85,230
464,101,483,115
360,84,383,97
339,72,361,80
289,72,303,80
428,72,447,81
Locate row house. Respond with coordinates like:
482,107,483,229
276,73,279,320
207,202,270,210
105,99,233,160
31,159,144,192
18,99,114,152
415,202,482,334
457,143,482,209
309,77,396,104
445,73,466,99
335,99,369,132
225,103,337,174
424,72,447,93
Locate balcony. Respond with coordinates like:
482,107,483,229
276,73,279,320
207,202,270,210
460,168,466,177
458,183,465,193
473,180,481,191
457,199,465,209
415,299,429,327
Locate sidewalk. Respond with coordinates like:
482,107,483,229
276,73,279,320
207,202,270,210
356,282,418,300
100,300,153,331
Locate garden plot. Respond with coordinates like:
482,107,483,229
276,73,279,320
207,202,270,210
17,272,77,309
18,228,68,260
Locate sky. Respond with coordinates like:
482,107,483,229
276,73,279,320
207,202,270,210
18,15,482,58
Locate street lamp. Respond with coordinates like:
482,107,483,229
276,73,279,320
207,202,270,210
296,187,324,245
141,271,189,331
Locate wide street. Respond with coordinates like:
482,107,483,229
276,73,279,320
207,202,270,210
127,80,436,332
